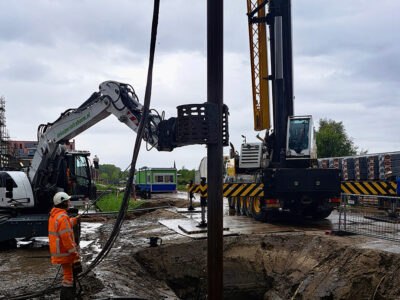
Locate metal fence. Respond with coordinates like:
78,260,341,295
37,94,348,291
338,193,400,242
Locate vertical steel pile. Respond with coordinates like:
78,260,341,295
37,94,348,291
207,0,224,298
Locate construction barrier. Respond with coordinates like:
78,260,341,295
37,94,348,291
337,193,400,242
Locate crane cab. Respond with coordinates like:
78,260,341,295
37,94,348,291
286,116,316,160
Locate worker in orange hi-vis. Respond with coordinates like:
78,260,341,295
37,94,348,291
48,192,81,300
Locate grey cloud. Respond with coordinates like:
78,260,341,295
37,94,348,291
0,59,49,81
351,47,400,83
1,0,400,168
0,0,207,54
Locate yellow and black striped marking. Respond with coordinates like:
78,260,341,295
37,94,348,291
190,181,398,197
341,181,397,196
189,183,264,198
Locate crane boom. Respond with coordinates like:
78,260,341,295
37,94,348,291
247,0,271,131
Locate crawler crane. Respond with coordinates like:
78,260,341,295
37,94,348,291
191,0,341,221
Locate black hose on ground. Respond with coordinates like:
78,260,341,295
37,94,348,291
5,0,160,299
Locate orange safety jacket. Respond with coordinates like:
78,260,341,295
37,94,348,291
48,207,79,264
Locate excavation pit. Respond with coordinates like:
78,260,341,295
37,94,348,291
135,233,400,299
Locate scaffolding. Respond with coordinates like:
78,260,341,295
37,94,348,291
0,96,11,169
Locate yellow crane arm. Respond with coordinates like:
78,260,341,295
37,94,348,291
247,0,270,131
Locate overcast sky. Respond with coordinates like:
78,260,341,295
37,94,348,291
1,0,399,170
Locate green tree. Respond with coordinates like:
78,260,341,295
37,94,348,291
98,164,124,183
99,172,108,184
110,170,120,184
316,119,359,158
177,167,195,185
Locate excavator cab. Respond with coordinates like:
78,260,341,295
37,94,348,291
63,150,93,201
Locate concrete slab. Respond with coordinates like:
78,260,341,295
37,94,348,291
159,218,236,239
162,199,336,238
176,208,201,214
178,222,229,234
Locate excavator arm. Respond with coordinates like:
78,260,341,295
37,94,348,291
28,80,229,202
28,81,163,186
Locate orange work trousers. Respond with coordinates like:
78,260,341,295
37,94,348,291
61,263,74,287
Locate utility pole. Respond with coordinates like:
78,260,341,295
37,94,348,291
207,0,224,299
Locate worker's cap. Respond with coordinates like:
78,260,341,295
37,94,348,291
53,192,71,206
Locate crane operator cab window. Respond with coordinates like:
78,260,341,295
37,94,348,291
286,116,315,159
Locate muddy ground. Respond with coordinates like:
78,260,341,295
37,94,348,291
1,192,400,299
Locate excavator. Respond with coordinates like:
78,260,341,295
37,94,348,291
0,80,228,244
191,0,341,221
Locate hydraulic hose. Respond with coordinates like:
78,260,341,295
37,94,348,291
81,0,160,275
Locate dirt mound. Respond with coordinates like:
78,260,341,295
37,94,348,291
135,233,400,299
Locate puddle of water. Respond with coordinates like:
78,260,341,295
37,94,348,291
173,191,188,200
86,242,103,263
359,240,400,254
90,243,102,254
16,237,49,248
80,240,94,248
82,222,103,234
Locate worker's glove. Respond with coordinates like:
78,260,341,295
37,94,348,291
73,258,83,275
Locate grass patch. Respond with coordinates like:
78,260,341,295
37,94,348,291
95,183,127,192
177,184,188,191
96,192,145,212
95,183,115,191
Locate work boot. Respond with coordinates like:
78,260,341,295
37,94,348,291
60,286,75,300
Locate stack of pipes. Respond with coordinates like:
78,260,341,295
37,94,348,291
320,159,329,168
328,158,334,168
329,157,343,180
379,153,400,179
355,156,368,181
367,155,379,180
343,157,355,181
317,152,400,182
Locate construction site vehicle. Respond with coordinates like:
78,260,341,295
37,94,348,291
0,81,229,243
190,0,340,221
